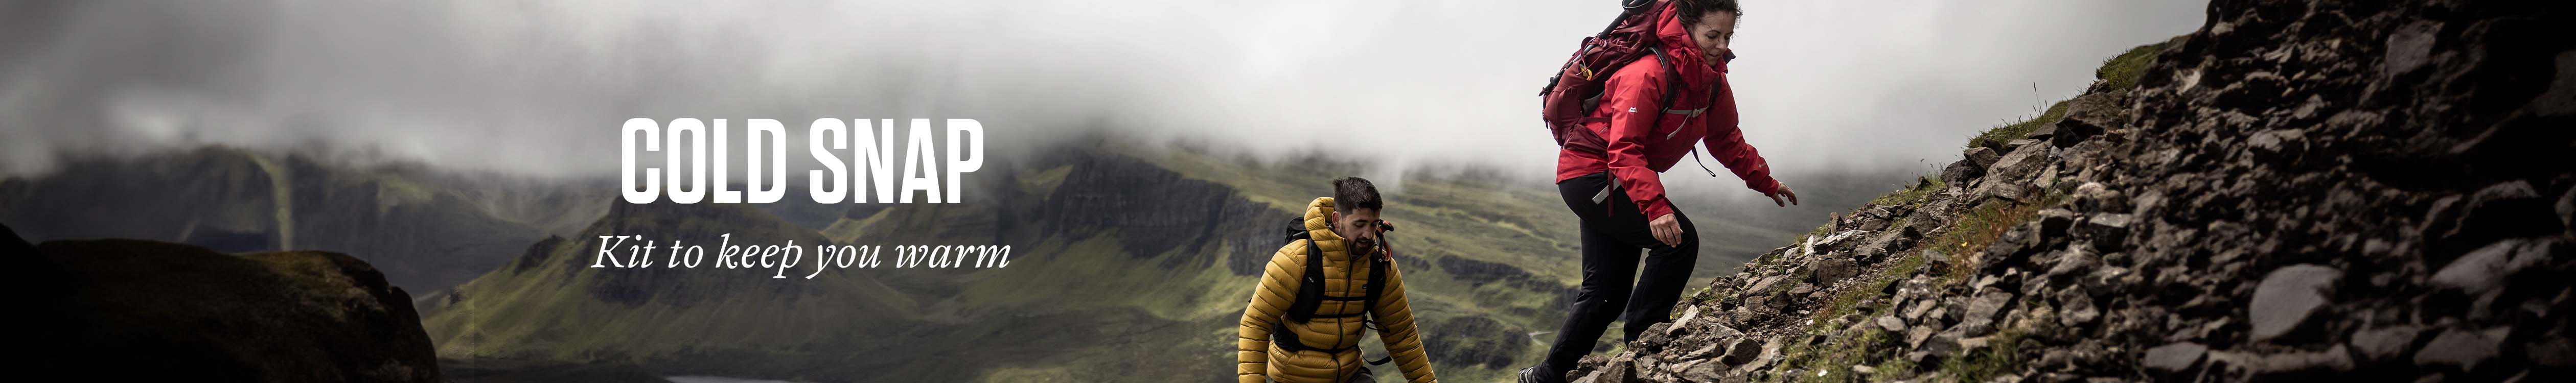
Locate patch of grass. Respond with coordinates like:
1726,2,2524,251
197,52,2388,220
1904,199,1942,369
1965,101,2070,151
1922,191,2064,284
2096,40,2175,92
1865,177,1946,209
1866,356,1920,383
1786,328,1895,383
1937,329,2026,382
1801,252,1927,336
1962,39,2173,152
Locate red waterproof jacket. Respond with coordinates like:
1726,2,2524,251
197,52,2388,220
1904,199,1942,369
1555,3,1782,220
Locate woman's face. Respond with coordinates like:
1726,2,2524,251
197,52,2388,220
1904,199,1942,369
1687,11,1737,64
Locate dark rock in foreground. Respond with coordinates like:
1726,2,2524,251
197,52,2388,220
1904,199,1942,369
7,223,442,382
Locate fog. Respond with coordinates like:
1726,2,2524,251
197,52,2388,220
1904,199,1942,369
0,0,2205,188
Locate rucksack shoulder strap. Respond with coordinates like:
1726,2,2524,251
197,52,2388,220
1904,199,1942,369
1363,256,1389,310
1643,47,1709,118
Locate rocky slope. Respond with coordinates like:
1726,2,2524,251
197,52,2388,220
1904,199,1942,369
1562,1,2575,382
7,223,443,382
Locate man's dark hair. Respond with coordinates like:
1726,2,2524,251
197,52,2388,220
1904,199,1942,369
1675,0,1743,28
1331,177,1383,213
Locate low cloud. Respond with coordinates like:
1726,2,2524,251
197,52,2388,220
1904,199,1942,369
0,0,2204,185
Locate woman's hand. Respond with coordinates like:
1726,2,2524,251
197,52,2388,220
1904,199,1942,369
1767,185,1800,207
1650,213,1684,247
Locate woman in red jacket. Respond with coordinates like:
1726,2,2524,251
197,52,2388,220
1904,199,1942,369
1525,1,1796,382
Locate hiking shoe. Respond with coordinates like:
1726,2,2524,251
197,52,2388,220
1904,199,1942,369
1517,367,1551,383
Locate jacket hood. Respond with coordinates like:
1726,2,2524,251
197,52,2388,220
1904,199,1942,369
1301,197,1352,260
1652,2,1726,83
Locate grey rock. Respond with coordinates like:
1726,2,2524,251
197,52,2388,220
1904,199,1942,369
2058,294,2100,328
1942,160,1984,186
2081,213,2134,250
1810,257,1856,284
2250,345,2356,376
2049,94,2118,148
1959,291,2014,337
2529,337,2576,368
2560,183,2575,231
1856,229,1911,261
2413,327,2509,372
2246,129,2308,166
1965,147,2002,167
1719,338,1762,366
1906,326,1938,349
2350,326,2424,362
2038,209,2079,238
2425,181,2557,259
1985,142,2052,185
1907,211,1946,239
2431,238,2548,295
1903,298,1936,321
2047,249,2100,280
2250,264,2340,342
2072,182,2129,213
1639,323,1675,349
1921,331,1965,358
1594,354,1634,383
1744,275,1783,295
1980,182,2030,203
1678,359,1724,382
1876,316,1905,332
2082,266,2142,297
1706,323,1744,340
2142,342,2209,374
2383,21,2441,79
1669,306,1701,336
1732,340,1783,374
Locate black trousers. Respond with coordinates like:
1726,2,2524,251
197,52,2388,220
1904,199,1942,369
1536,172,1699,379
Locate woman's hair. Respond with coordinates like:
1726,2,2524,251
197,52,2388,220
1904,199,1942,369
1674,0,1743,28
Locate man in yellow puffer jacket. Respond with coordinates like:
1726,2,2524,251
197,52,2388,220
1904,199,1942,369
1237,177,1437,383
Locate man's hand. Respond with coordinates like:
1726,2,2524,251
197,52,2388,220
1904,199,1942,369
1766,185,1800,207
1650,213,1684,247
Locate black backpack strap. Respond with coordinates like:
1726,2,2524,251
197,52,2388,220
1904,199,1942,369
1362,255,1394,366
1648,47,1684,114
1284,235,1324,322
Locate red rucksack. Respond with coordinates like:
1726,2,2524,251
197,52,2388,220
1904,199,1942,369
1538,0,1685,156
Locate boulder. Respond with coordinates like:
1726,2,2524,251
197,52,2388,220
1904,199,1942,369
1984,143,2052,186
2430,238,2549,296
2050,92,2121,148
2248,345,2357,377
20,235,444,383
2246,129,2308,166
2143,342,2209,375
2249,264,2340,343
2079,213,2135,251
1965,147,2002,167
2412,327,2509,372
2348,326,2424,363
1876,316,1906,332
1942,160,1984,186
1811,256,1857,284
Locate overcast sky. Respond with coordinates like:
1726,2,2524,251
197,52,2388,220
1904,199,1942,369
0,0,2206,183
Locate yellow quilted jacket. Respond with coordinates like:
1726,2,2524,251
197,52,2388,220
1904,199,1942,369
1236,197,1436,383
